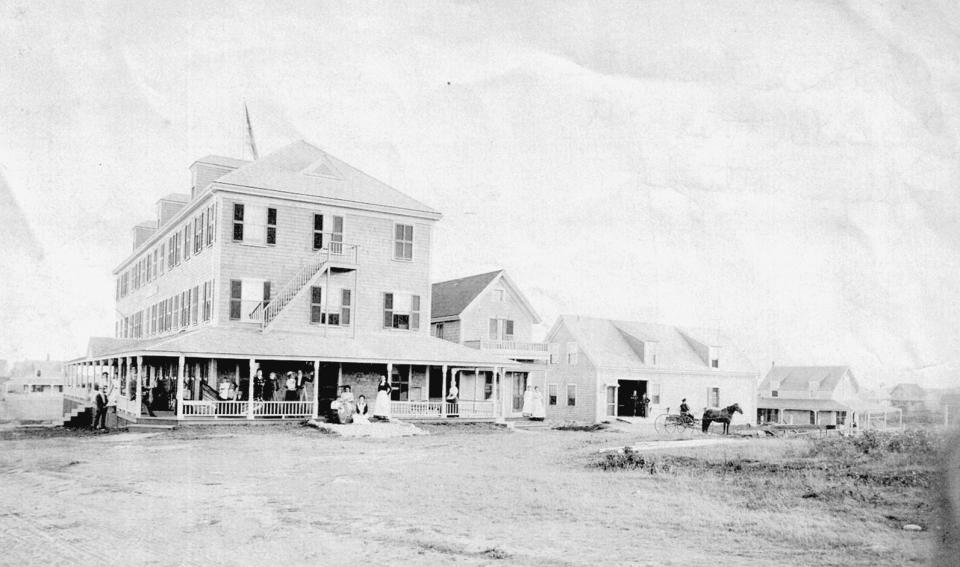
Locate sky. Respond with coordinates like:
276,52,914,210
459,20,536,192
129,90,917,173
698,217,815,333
1,0,959,390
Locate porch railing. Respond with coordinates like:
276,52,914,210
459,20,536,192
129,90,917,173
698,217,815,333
180,400,313,418
464,339,550,355
390,400,496,419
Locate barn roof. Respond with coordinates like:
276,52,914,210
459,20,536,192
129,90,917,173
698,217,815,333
759,366,856,394
547,315,755,374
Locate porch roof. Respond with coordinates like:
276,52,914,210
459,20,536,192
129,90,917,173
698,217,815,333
756,398,851,412
75,327,519,368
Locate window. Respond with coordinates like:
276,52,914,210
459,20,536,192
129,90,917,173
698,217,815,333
331,216,343,254
489,318,498,340
165,298,172,331
206,204,216,246
312,214,324,250
183,224,191,261
310,286,323,324
146,254,152,282
262,281,271,311
230,280,242,320
191,286,199,325
771,389,779,398
567,384,577,406
394,223,413,260
709,346,720,369
649,383,661,404
382,293,420,330
504,320,514,340
549,343,560,364
496,288,504,302
173,294,180,329
175,232,182,265
488,319,515,341
159,243,165,275
566,342,578,365
340,289,351,325
708,387,720,408
233,204,244,241
548,384,558,406
202,281,212,322
434,323,444,339
194,214,203,254
266,207,277,245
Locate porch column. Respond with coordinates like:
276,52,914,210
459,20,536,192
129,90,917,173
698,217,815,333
337,363,343,389
474,368,479,402
247,358,257,420
311,360,321,419
136,356,143,418
493,367,504,423
176,355,185,420
126,356,132,401
193,362,201,401
441,365,448,417
425,365,431,401
386,363,393,383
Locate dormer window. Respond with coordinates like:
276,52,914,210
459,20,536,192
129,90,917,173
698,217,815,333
709,346,721,369
644,341,659,366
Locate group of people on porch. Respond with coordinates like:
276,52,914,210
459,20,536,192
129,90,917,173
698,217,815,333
332,375,394,424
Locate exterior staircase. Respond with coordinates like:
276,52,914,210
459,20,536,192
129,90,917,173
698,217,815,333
61,397,93,428
249,244,354,331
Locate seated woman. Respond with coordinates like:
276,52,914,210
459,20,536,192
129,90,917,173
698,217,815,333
354,394,370,424
336,385,356,424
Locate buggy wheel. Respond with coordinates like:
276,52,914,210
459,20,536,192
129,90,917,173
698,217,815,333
664,416,679,433
654,414,669,435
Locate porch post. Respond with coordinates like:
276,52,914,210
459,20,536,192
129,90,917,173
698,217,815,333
337,363,343,389
176,355,185,420
312,360,320,419
386,363,393,382
247,358,256,420
136,356,143,418
441,365,448,417
425,365,431,401
493,367,503,423
193,362,201,401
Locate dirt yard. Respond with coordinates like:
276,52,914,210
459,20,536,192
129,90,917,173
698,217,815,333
0,422,941,566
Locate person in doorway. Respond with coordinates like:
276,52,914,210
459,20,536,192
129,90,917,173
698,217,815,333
530,386,545,421
354,394,370,424
679,398,694,424
373,376,393,421
92,383,108,431
446,378,459,418
630,390,641,417
284,372,299,401
521,385,533,417
641,393,651,418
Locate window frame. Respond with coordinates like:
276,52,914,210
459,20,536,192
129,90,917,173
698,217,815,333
566,384,577,407
233,203,245,242
266,207,277,245
229,280,242,321
548,383,558,406
393,223,414,261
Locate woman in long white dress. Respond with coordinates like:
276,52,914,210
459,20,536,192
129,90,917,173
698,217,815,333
531,386,545,421
373,376,392,421
521,385,533,417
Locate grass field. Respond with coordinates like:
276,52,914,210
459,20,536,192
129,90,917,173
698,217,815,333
0,422,949,566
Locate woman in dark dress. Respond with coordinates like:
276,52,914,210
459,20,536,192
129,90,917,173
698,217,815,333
263,372,276,403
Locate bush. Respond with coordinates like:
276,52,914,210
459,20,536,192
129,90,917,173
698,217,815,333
554,422,607,432
595,447,669,473
806,429,942,460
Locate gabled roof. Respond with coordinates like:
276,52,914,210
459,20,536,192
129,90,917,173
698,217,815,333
759,366,855,394
546,315,755,373
431,270,541,323
889,382,926,401
74,327,518,368
159,193,190,203
215,141,440,219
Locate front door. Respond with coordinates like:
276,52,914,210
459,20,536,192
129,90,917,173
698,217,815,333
511,372,527,413
606,386,617,417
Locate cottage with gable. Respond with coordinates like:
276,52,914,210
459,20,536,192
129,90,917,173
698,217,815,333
757,366,899,428
431,270,549,417
543,315,758,423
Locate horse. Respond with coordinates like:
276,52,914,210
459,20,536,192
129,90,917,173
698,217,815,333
701,403,742,434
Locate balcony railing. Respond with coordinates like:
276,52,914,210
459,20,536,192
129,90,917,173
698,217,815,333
463,339,550,356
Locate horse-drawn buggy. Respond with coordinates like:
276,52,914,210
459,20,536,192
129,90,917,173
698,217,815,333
654,403,742,435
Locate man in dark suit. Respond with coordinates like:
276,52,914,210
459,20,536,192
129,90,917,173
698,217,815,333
93,381,108,431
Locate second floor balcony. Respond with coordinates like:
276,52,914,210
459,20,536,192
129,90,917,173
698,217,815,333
463,338,550,362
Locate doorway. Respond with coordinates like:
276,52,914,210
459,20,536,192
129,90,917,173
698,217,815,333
616,379,648,417
511,372,528,412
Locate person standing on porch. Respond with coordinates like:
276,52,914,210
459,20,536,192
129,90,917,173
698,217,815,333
92,384,108,431
263,372,276,402
253,369,264,401
284,372,299,401
446,378,459,418
530,386,545,421
521,385,533,417
373,375,393,421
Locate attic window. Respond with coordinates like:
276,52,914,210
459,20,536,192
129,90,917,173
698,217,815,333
304,156,341,179
709,346,720,369
496,288,505,302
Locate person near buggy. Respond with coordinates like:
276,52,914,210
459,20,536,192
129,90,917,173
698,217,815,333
679,398,694,424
